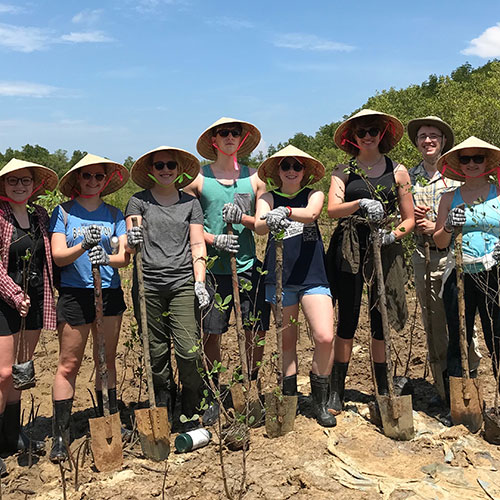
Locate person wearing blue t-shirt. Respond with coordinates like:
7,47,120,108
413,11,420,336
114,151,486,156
48,153,130,463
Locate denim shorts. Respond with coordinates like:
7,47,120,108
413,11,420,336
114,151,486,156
265,284,332,307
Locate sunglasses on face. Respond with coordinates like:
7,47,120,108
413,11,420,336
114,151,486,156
355,127,380,139
6,176,33,186
216,129,242,138
80,172,106,181
153,161,178,171
280,159,304,172
458,155,486,165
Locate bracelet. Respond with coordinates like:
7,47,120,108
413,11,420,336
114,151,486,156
443,226,452,234
285,206,292,216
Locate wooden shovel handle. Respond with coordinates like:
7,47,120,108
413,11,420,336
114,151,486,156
132,217,157,408
275,238,284,389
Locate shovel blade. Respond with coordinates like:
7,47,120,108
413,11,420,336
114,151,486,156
231,383,264,427
449,376,483,433
135,407,170,461
89,413,123,472
264,392,298,438
377,394,414,441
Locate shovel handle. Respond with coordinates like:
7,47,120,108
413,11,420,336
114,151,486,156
275,238,284,389
92,264,110,417
132,217,157,408
227,223,249,387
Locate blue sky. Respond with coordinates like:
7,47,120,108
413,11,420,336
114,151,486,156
1,0,499,164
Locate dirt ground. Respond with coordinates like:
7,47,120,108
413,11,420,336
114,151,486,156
3,244,500,499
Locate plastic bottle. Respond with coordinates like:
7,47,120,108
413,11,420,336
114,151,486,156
174,428,212,453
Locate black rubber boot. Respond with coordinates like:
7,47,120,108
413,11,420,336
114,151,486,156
442,370,450,407
0,415,6,476
328,362,348,415
309,372,336,427
374,363,389,396
3,401,45,455
50,398,73,463
282,375,297,396
96,389,133,442
154,386,175,424
202,373,220,426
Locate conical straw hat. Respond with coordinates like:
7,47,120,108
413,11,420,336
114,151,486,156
131,146,200,189
58,153,129,198
407,115,454,153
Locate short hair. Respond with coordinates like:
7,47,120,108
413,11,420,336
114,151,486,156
342,116,394,156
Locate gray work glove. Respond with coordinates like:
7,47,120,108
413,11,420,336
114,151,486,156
378,229,396,246
445,207,466,232
127,226,143,248
359,198,384,222
81,224,101,250
222,203,243,225
213,234,240,253
88,245,110,265
260,206,291,234
194,281,210,309
493,241,500,263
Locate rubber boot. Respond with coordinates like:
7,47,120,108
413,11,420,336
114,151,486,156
96,389,133,442
0,415,6,476
154,386,175,424
282,375,297,396
374,363,389,396
49,398,73,463
309,372,336,427
328,362,348,415
2,401,45,455
202,373,220,426
181,388,201,431
442,370,450,407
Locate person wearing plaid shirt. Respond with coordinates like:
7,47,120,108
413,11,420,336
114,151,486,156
0,158,58,475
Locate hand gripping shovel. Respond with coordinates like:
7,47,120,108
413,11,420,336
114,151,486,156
372,229,414,440
449,228,483,432
88,264,123,472
265,237,297,438
132,217,170,461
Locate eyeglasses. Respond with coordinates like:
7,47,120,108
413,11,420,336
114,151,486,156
417,133,443,141
459,155,486,165
355,127,380,139
280,159,304,172
153,161,178,171
80,172,106,181
6,176,33,186
216,129,242,138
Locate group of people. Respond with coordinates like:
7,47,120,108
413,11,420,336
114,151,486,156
0,111,499,474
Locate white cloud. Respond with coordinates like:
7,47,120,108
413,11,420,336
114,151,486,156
72,9,103,25
462,23,500,58
134,0,180,13
0,3,21,14
0,23,51,52
0,81,59,98
61,31,113,43
206,17,254,29
274,33,354,52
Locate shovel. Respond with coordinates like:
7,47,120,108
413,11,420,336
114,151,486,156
132,217,170,461
449,228,483,432
88,263,123,472
371,229,414,440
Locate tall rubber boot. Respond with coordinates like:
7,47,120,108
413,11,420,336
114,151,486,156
328,362,348,415
309,372,336,427
202,373,220,426
3,401,45,455
282,375,297,396
0,415,6,476
154,386,175,424
374,363,389,396
49,398,73,463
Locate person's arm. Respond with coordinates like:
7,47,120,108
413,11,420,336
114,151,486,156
414,204,434,235
238,172,267,231
51,232,87,267
190,223,206,282
287,190,324,223
433,191,455,249
327,165,363,218
391,166,415,240
254,192,274,235
106,233,130,268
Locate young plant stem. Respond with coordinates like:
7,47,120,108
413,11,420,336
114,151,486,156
275,238,284,389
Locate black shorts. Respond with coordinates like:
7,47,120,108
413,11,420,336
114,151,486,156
57,287,126,326
203,261,271,335
0,286,44,336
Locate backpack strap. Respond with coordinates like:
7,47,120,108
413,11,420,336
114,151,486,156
59,200,75,228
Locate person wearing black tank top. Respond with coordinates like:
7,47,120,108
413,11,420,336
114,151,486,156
256,145,336,427
326,109,414,415
0,158,58,475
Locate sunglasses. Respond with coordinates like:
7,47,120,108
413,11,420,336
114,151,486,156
458,155,486,165
280,159,304,172
355,127,380,139
6,176,33,186
153,161,178,171
80,172,106,181
216,129,242,138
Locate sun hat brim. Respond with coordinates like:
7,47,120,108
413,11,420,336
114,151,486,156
131,146,200,190
258,144,325,190
58,153,129,198
333,108,404,154
407,116,454,153
0,158,58,202
436,136,500,181
196,117,261,161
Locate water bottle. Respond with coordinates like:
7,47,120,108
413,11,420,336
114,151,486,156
110,236,119,255
174,428,212,453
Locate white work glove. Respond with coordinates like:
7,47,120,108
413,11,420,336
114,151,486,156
222,203,243,225
194,281,210,309
260,206,291,234
88,245,110,265
444,207,466,232
213,234,240,253
378,229,396,246
81,224,101,250
359,198,384,222
127,226,143,248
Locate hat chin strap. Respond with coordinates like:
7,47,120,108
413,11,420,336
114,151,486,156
266,174,314,199
0,180,46,205
71,169,123,199
441,161,500,187
211,131,250,171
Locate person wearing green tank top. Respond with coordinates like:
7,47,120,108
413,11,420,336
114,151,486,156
185,117,270,425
